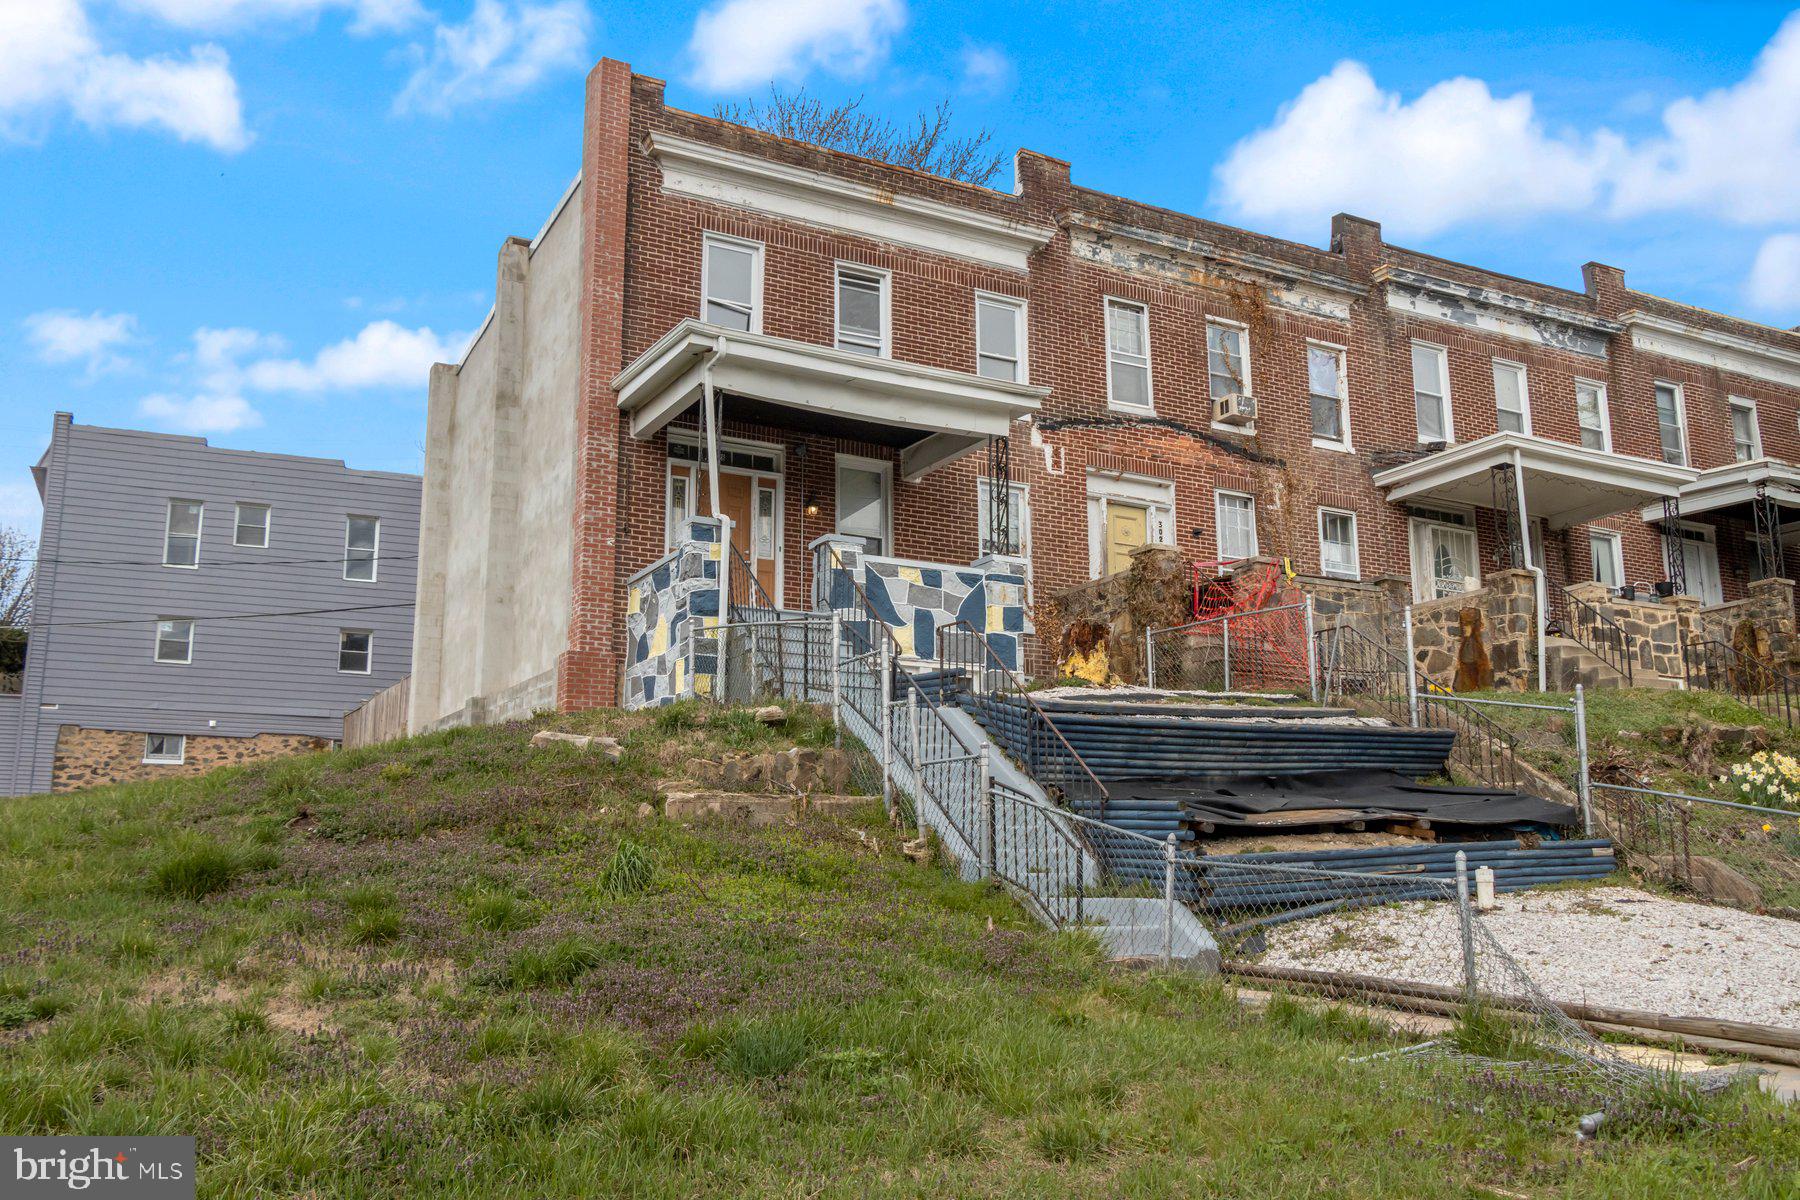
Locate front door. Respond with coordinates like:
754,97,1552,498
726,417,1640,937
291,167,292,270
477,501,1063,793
669,451,781,603
1680,532,1723,606
1105,503,1148,576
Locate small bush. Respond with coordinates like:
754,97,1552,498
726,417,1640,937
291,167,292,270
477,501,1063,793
597,840,656,897
702,1016,812,1080
494,936,603,989
465,889,536,933
349,909,403,946
1030,1109,1112,1162
150,840,248,901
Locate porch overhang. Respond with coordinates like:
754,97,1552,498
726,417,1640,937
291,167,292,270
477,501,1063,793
1639,458,1800,523
612,320,1046,480
1373,432,1696,529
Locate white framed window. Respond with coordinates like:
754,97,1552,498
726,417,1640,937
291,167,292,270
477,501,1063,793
834,263,889,357
338,629,373,674
154,618,194,665
1318,508,1360,580
1492,360,1530,435
163,499,203,568
977,480,1030,559
1411,342,1452,442
835,456,891,557
975,292,1026,382
1206,319,1251,402
233,503,270,548
1589,530,1624,590
1575,380,1611,452
1408,506,1479,601
344,516,379,582
142,733,186,765
1730,397,1762,462
1307,341,1349,448
1654,381,1687,466
1214,490,1258,562
1104,298,1152,410
665,471,694,549
701,233,763,333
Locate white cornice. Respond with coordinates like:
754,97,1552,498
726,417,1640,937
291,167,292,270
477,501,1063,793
1623,311,1800,390
1065,213,1362,298
645,132,1056,272
1376,266,1618,358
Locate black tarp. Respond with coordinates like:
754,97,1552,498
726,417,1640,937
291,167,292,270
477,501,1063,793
1111,769,1577,830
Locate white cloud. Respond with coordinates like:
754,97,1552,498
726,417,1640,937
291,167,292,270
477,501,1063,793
0,0,249,151
23,309,139,377
0,481,44,536
138,392,263,433
237,320,460,391
686,0,906,92
116,0,427,35
393,0,590,116
1748,233,1800,312
959,43,1012,97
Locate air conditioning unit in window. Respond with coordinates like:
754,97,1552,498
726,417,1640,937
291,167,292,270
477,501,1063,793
1212,392,1257,427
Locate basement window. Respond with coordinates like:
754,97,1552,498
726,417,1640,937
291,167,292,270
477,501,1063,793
1318,508,1360,580
143,733,186,765
1215,490,1258,562
339,629,373,674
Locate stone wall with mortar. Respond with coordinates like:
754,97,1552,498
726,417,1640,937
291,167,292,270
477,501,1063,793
1044,545,1191,685
1697,577,1797,668
814,536,1032,671
1564,581,1685,681
51,726,332,792
1411,569,1538,691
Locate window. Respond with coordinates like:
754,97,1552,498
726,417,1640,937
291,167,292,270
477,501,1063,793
1654,382,1687,465
1206,320,1250,402
1411,343,1452,442
666,471,693,548
1492,360,1530,434
1318,508,1360,580
234,503,270,548
1104,298,1152,409
1408,508,1479,601
701,234,762,332
1730,398,1762,462
835,457,890,556
1215,491,1258,562
975,293,1026,382
338,629,373,674
834,264,888,356
163,499,203,567
754,486,776,560
1575,380,1610,451
142,734,186,765
1308,343,1348,446
1589,530,1624,590
154,619,194,664
977,480,1030,558
344,516,379,582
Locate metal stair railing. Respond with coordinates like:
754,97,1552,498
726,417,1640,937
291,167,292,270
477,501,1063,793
1545,581,1634,686
1683,636,1800,727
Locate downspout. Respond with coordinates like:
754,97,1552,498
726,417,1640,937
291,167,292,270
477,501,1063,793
1512,446,1547,693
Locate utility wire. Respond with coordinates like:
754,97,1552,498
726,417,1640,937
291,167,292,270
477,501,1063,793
23,553,422,569
25,602,415,630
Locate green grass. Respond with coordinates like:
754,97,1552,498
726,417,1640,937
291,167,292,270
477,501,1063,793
0,703,1792,1198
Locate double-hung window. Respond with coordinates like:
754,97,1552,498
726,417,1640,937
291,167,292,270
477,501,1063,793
1590,530,1624,590
977,480,1030,558
1492,360,1530,434
1411,343,1452,442
701,234,762,332
834,264,888,356
1308,343,1348,445
1654,382,1687,465
1104,298,1152,409
975,293,1026,382
1730,398,1762,462
1215,491,1258,562
1206,320,1250,402
1575,380,1610,451
1318,509,1360,580
344,516,379,582
143,734,186,765
338,630,373,674
163,500,203,567
154,619,194,665
835,457,890,556
234,503,270,548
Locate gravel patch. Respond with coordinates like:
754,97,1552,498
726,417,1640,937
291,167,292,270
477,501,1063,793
1260,885,1800,1030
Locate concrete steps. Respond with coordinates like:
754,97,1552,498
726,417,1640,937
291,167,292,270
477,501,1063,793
1540,636,1681,692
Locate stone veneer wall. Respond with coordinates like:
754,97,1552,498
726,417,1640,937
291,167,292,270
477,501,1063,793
623,517,723,709
814,536,1032,671
1696,577,1797,667
1044,545,1190,685
1411,569,1538,692
1563,581,1687,681
52,726,333,792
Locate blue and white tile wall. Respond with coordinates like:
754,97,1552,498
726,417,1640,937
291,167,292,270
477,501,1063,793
623,517,723,708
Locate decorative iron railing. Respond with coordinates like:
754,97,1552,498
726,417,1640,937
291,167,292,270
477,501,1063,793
1545,581,1635,686
1683,636,1800,728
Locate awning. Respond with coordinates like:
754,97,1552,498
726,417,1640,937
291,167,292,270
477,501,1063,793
1639,457,1800,522
612,320,1046,480
1373,432,1696,529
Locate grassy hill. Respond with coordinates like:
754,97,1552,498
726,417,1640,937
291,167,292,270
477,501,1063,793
0,702,1793,1198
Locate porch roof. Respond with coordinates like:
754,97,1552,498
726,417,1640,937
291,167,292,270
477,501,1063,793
1638,457,1800,523
612,320,1046,480
1372,432,1696,530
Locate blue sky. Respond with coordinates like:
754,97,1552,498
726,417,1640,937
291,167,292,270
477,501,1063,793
6,0,1800,534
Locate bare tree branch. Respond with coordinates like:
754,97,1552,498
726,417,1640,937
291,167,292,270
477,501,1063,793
1,525,34,630
714,87,1007,188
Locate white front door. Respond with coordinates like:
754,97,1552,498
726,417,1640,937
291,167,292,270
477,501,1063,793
1679,531,1723,605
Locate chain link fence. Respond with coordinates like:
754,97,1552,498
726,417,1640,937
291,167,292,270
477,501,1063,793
1594,782,1800,913
1145,601,1317,696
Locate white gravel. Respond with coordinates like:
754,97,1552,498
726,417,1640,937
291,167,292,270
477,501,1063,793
1260,886,1800,1030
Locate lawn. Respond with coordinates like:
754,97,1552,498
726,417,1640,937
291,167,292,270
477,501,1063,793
0,701,1793,1198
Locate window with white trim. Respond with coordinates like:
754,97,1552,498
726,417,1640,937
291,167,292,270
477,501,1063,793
1492,360,1530,434
1575,380,1610,451
344,516,379,582
1104,298,1152,409
1308,343,1348,445
1411,342,1452,442
701,234,762,332
975,293,1025,382
1730,397,1762,462
338,629,373,674
977,480,1030,558
154,618,194,664
834,264,888,356
143,734,186,765
164,499,202,567
835,457,890,556
1654,381,1687,465
1206,320,1250,401
1318,508,1360,580
1589,530,1624,590
234,503,270,548
1214,490,1258,562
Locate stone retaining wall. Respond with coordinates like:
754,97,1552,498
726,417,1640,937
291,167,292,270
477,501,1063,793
1411,569,1537,691
51,726,332,792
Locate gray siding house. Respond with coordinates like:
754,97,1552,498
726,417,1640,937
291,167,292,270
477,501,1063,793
2,414,421,796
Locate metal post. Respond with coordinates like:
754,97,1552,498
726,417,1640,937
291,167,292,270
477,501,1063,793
1403,605,1419,728
908,689,924,839
829,613,842,749
1455,850,1476,1007
1574,684,1593,838
1221,614,1232,692
978,745,995,878
1162,833,1176,968
1145,626,1157,689
879,639,893,815
1303,595,1319,704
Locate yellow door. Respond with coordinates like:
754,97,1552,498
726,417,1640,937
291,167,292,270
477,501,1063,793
1105,503,1148,576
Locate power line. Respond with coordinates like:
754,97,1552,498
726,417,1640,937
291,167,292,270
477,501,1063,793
24,553,422,570
27,602,415,630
